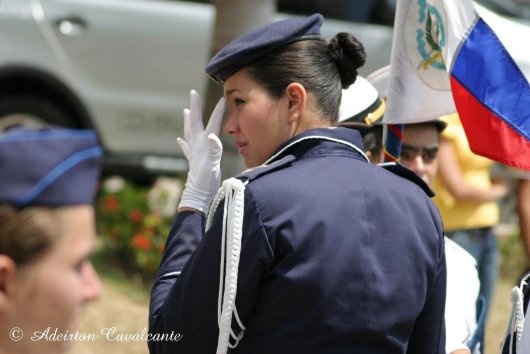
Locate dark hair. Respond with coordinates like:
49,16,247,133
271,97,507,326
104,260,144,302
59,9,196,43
246,32,366,121
362,127,383,158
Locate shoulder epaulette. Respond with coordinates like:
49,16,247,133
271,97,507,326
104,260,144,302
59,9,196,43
236,155,295,183
378,162,435,198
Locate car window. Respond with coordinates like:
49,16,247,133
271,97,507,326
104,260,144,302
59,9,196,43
277,0,396,26
171,0,530,22
476,0,530,19
167,0,210,3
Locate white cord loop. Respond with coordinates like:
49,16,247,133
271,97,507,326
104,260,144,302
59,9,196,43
207,178,246,354
501,274,530,354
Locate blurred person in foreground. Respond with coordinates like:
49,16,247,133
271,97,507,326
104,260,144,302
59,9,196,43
149,13,446,354
339,73,481,354
0,127,103,354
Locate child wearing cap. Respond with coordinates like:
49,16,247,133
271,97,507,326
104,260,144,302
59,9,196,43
0,127,103,354
337,75,385,163
149,13,446,354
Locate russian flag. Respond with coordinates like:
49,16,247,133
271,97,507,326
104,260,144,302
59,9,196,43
451,17,530,170
384,0,530,170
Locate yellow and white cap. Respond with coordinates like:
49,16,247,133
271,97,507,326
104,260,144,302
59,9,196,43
338,75,385,126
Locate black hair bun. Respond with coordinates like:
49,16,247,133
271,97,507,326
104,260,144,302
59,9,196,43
329,32,366,88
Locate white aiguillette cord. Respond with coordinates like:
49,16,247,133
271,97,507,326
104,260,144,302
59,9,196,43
206,177,247,354
501,274,529,354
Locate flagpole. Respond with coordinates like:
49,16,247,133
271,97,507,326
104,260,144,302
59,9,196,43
383,123,404,162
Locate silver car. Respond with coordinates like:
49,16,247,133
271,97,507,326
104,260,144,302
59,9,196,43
0,0,397,177
0,0,218,176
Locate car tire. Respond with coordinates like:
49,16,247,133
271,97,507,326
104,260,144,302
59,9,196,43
0,96,73,131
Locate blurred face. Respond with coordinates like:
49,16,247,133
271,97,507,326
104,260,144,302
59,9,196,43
1,205,101,354
400,124,440,186
223,68,295,168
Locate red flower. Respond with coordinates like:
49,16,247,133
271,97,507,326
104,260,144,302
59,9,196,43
129,209,143,223
103,196,120,213
131,233,151,250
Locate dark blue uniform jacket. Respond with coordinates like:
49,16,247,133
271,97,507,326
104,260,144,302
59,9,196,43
149,127,446,354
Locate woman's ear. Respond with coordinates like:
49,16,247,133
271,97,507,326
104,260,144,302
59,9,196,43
0,255,17,309
284,83,306,125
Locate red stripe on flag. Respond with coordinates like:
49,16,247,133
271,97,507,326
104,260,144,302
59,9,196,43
451,77,530,170
388,125,403,140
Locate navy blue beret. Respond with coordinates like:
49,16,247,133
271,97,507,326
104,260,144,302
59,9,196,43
206,13,324,84
0,128,103,207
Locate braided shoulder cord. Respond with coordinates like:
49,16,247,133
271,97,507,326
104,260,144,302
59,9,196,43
501,278,528,354
207,178,246,354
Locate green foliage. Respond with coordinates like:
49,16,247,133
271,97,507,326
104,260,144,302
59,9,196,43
95,176,182,280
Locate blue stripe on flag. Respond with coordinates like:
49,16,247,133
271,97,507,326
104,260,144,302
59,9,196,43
451,18,530,142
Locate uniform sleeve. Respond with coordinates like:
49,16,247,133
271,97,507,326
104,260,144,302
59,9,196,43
148,189,275,354
406,199,448,354
148,211,204,322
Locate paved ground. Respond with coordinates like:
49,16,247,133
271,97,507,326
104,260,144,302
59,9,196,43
486,276,516,353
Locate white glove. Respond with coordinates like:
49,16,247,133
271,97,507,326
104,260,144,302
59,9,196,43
177,90,225,214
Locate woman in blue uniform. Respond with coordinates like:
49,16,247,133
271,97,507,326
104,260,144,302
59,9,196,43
149,13,446,354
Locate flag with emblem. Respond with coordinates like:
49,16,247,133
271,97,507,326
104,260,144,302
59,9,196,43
385,0,530,170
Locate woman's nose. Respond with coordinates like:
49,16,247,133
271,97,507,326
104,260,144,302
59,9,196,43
410,155,426,174
83,262,102,302
223,112,239,136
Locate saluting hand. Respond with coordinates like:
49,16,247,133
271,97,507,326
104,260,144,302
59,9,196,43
177,90,225,214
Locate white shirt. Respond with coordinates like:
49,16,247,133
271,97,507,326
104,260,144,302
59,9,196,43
445,237,481,354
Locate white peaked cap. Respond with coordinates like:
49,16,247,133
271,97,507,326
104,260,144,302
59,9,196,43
366,65,391,98
338,76,380,123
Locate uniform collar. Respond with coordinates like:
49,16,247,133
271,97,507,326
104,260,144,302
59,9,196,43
264,127,369,165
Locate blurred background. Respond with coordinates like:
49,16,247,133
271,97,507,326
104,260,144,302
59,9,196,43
1,0,528,181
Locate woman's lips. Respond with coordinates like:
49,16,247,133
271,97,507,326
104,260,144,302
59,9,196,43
236,141,247,154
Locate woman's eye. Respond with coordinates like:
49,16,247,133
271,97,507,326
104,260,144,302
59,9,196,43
400,151,411,161
73,259,87,273
234,98,244,106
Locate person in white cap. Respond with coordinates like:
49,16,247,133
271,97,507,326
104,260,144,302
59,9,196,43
337,75,385,163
